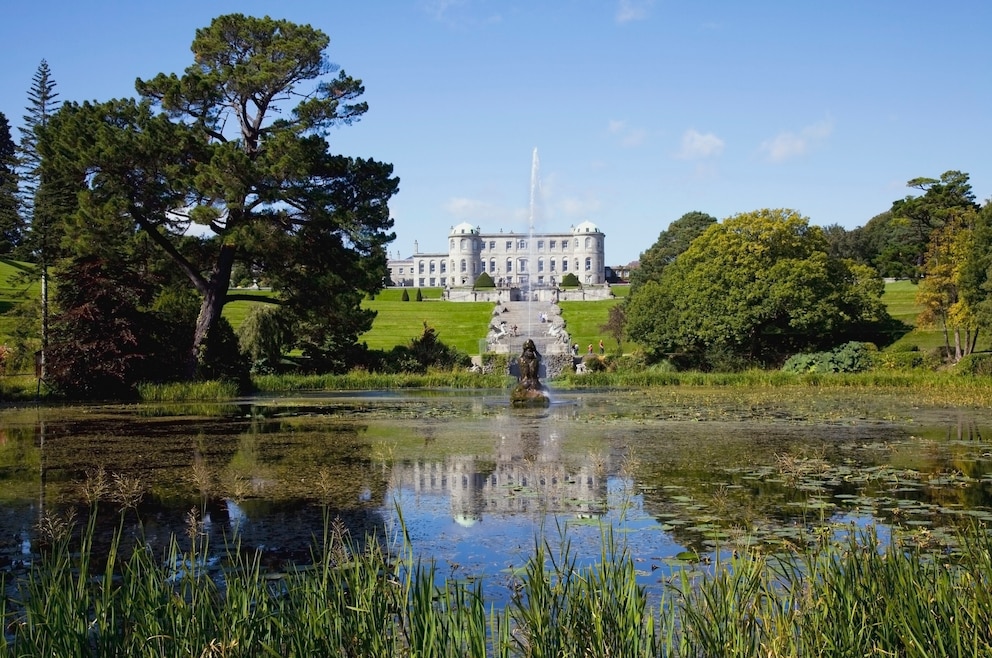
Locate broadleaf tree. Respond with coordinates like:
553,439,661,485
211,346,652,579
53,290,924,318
45,14,398,378
625,208,890,368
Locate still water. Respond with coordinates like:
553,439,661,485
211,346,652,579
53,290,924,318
2,388,992,601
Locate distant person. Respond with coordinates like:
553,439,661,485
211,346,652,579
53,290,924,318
599,339,604,355
587,344,593,354
572,343,579,356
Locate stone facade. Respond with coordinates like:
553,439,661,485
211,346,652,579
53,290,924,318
387,220,607,291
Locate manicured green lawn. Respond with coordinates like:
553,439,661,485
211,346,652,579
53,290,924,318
360,292,491,354
559,298,630,355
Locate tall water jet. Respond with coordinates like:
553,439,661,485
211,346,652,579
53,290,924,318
526,148,540,328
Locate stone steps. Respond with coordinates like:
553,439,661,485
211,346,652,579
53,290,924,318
486,300,572,355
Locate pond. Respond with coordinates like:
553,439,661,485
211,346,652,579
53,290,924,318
2,387,992,603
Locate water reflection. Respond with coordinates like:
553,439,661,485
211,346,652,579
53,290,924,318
2,391,992,602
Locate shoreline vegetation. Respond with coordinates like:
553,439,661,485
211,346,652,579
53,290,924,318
1,367,990,406
3,506,992,656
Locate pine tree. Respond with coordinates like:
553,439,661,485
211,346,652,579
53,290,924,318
0,112,21,256
18,59,62,382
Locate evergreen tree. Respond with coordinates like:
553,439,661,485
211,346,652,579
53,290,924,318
18,60,62,381
0,112,21,256
49,15,398,378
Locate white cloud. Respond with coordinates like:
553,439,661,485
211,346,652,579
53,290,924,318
616,0,654,24
760,117,834,163
444,196,502,222
607,119,648,147
677,129,724,160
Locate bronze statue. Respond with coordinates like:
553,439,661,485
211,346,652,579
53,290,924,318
510,338,550,407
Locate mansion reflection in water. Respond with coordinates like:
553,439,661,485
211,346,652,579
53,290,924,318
388,413,611,527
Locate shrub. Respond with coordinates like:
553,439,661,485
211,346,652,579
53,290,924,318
561,272,580,287
401,289,410,302
416,288,423,302
869,348,941,371
474,271,495,289
782,341,874,374
956,352,992,376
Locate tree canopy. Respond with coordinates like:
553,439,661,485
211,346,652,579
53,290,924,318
624,209,889,368
629,211,716,292
42,14,399,379
0,112,20,255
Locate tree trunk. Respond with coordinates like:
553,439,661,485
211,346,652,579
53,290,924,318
187,243,237,378
953,327,962,362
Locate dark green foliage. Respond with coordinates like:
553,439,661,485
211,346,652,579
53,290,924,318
384,322,470,373
0,112,22,256
401,288,410,302
45,15,398,379
782,341,874,374
415,288,423,302
474,271,495,288
561,272,580,287
197,318,250,387
630,210,716,291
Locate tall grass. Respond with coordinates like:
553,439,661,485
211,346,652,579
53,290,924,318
137,379,242,402
5,505,992,657
253,369,512,392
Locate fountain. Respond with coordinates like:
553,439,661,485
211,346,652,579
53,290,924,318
510,338,550,407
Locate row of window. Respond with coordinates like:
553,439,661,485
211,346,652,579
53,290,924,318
450,237,600,252
399,256,596,276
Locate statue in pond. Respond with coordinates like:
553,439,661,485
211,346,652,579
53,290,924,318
510,339,550,408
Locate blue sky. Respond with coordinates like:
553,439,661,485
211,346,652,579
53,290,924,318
2,1,989,265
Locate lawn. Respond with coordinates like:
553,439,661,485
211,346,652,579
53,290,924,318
0,259,39,342
360,288,491,354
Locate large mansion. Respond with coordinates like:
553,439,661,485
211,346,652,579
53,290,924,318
387,220,607,289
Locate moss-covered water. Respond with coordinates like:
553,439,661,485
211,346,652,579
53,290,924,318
3,387,992,602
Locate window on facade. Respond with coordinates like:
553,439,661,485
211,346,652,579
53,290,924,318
538,258,544,272
419,278,425,287
506,258,513,272
585,237,591,249
449,239,454,250
562,260,568,271
429,261,436,273
538,240,544,250
418,262,424,274
440,262,446,273
460,259,467,272
550,239,556,249
490,259,496,273
430,278,435,287
518,239,526,249
585,257,591,271
489,241,495,250
399,267,404,274
562,240,569,249
506,241,512,250
460,238,467,250
549,260,556,271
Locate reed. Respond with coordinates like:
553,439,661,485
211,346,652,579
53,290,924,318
137,379,242,402
4,509,992,657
